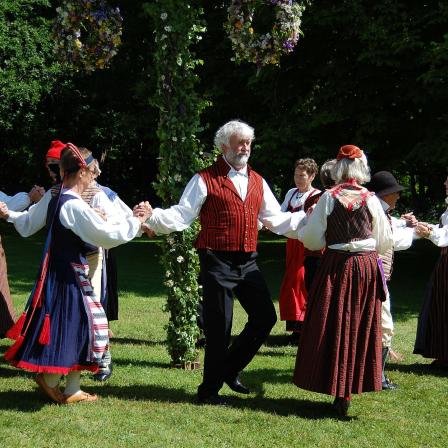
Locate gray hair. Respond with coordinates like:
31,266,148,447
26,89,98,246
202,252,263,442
320,159,337,189
214,120,254,149
331,155,371,185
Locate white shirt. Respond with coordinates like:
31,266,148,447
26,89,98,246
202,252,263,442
297,190,393,255
280,187,321,212
148,158,303,239
7,189,141,249
427,206,448,247
378,198,414,251
0,190,31,212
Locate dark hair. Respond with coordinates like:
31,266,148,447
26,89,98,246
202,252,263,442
60,147,93,178
294,158,318,176
319,159,337,189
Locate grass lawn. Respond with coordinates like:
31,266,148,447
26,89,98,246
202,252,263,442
0,224,447,447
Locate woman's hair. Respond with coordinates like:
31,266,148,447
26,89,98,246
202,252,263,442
319,159,337,188
214,120,254,149
60,146,94,179
331,155,371,185
294,158,318,176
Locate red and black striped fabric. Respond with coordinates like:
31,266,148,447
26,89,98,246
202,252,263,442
0,236,16,337
293,201,383,398
195,156,263,252
414,247,448,361
325,200,373,246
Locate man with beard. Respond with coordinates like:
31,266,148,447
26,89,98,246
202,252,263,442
141,120,303,405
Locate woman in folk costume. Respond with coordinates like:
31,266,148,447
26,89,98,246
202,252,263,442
293,145,393,416
414,175,448,369
278,158,321,341
0,144,149,404
0,187,44,338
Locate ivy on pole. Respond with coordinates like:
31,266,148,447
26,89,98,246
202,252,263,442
145,0,210,367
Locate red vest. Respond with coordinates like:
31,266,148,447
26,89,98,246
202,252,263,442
194,156,263,252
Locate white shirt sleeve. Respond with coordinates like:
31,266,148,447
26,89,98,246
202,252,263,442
91,190,125,224
391,216,414,251
297,192,330,250
6,189,52,237
147,174,207,235
280,188,296,212
0,191,31,212
59,196,141,249
428,209,448,247
259,180,305,239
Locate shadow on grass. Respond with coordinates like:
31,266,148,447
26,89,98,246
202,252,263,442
389,362,448,378
0,390,50,412
113,358,170,369
98,383,353,420
113,337,166,347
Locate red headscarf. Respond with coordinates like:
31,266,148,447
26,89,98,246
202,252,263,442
46,140,66,160
336,145,363,160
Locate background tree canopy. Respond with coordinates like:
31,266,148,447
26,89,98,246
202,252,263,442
1,0,447,216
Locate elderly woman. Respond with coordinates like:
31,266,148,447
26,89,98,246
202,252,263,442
278,158,320,341
0,145,149,404
0,187,44,338
414,175,448,368
293,145,393,416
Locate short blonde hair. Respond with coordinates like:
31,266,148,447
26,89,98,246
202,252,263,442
331,156,371,185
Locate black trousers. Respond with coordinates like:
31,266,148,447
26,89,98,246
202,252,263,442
197,249,277,398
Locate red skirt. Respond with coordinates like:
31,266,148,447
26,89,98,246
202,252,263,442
293,250,384,398
0,236,16,338
279,238,307,322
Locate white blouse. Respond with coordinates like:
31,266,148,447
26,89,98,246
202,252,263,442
7,189,141,249
428,207,448,247
297,190,394,255
148,162,304,239
0,190,31,212
280,187,321,212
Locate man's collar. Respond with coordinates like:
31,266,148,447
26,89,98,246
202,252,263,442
223,155,248,177
378,197,390,212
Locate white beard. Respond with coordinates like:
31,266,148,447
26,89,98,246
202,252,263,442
227,152,250,169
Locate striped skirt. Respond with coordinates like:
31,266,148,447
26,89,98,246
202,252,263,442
0,236,16,338
414,248,448,361
293,250,384,398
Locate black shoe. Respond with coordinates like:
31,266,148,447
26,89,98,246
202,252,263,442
332,398,351,417
197,394,227,406
93,362,113,382
224,376,251,395
382,377,398,390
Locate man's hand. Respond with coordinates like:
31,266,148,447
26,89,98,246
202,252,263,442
415,222,432,238
0,202,9,220
141,222,156,238
401,212,417,228
28,185,45,203
133,201,153,222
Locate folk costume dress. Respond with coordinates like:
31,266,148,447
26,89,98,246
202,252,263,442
4,189,141,374
0,191,32,337
414,204,448,362
278,187,320,330
293,181,393,398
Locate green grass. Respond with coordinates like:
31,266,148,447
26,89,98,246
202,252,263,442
0,224,447,447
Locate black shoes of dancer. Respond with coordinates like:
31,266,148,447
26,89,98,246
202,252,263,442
197,394,228,406
93,361,113,382
382,376,398,390
224,376,251,395
333,397,351,417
